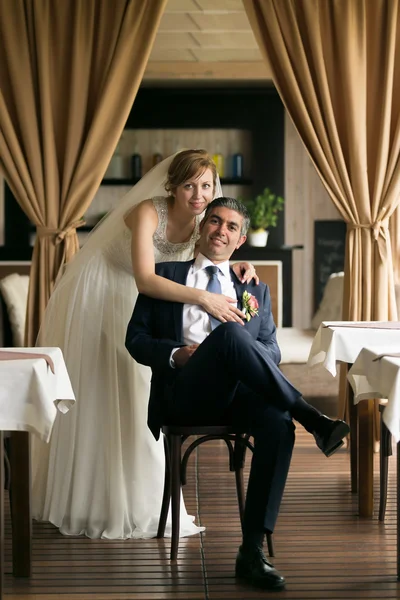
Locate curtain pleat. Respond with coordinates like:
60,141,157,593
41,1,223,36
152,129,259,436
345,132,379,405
244,0,400,433
0,0,167,345
390,208,400,285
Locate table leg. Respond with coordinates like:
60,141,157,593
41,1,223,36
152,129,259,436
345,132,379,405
347,372,358,493
397,441,400,580
358,399,374,518
0,432,4,600
10,431,31,577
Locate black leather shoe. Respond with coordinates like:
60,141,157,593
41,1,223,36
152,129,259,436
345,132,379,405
313,415,350,457
235,545,285,591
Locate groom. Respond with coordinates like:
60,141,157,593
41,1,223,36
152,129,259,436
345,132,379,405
125,197,349,591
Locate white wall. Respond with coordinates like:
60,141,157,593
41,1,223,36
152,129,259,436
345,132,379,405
284,114,342,328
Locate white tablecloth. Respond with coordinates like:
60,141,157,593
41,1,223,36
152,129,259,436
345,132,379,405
308,321,400,376
0,347,75,442
348,346,400,442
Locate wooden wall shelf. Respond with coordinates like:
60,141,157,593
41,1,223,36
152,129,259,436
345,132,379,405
102,178,140,186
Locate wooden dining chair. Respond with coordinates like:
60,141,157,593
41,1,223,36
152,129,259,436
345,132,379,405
353,402,392,522
157,424,275,561
378,403,392,522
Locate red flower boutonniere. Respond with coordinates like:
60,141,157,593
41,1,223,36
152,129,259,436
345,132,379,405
242,291,259,321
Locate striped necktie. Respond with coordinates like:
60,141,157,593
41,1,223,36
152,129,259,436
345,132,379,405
205,265,222,330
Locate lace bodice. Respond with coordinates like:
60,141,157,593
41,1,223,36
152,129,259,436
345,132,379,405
103,196,201,273
152,197,201,262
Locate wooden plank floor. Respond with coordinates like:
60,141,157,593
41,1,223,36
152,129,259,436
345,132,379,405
4,424,400,599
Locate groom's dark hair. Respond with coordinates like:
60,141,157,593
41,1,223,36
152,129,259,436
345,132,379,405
204,197,250,236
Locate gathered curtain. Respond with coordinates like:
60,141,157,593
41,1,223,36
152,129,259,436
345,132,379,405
243,0,400,429
390,207,400,285
0,0,167,345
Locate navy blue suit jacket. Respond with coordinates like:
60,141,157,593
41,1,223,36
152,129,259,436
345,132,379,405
125,260,281,440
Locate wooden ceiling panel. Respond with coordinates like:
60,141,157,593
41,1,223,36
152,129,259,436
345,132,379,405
165,0,199,10
152,33,195,50
190,12,252,31
195,0,245,10
149,48,196,62
190,48,263,62
191,32,258,48
158,13,198,31
144,61,272,80
145,0,269,81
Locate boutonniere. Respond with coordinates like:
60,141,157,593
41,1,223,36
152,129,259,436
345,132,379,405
242,291,259,321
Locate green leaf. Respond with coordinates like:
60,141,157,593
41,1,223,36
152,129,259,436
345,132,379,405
240,187,284,230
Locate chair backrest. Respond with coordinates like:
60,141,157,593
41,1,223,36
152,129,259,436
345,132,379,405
0,273,30,347
162,424,240,436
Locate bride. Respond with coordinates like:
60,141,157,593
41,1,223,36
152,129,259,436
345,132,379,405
32,149,256,539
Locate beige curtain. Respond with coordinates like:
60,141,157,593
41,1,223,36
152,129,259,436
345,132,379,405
244,0,400,428
390,208,400,285
0,0,167,345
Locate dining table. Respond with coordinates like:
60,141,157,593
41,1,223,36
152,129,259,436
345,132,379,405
348,346,400,579
308,321,400,518
0,347,75,599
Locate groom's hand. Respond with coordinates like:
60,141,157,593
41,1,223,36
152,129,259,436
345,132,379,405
173,344,199,368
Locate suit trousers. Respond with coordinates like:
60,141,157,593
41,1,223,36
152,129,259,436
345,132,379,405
167,322,298,534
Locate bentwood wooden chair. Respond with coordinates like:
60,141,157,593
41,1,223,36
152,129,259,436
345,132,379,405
157,424,275,561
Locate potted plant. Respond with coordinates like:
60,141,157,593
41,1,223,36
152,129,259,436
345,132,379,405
241,188,284,247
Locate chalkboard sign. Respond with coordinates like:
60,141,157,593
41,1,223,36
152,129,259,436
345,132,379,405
314,220,346,311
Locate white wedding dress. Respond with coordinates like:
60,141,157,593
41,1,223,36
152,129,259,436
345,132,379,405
32,155,220,539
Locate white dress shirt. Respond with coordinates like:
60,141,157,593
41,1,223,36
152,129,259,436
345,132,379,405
183,253,237,345
170,253,237,366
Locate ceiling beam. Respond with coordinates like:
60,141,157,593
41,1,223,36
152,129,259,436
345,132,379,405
143,61,272,81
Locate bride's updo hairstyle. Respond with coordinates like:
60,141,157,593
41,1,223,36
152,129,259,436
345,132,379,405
165,149,217,196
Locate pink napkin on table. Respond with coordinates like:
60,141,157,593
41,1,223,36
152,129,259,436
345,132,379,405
0,350,55,373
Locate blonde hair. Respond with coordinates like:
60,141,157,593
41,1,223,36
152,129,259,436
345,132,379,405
165,149,217,195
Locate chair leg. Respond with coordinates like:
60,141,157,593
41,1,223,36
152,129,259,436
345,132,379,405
235,466,246,529
234,435,247,529
10,431,31,577
348,379,358,494
397,441,400,580
3,437,10,492
0,432,4,600
157,435,171,538
266,532,275,557
379,418,392,522
170,435,182,561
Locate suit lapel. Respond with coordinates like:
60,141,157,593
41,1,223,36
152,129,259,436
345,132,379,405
172,260,194,340
230,269,260,331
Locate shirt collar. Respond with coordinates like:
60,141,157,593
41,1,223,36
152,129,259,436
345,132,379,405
193,253,231,279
